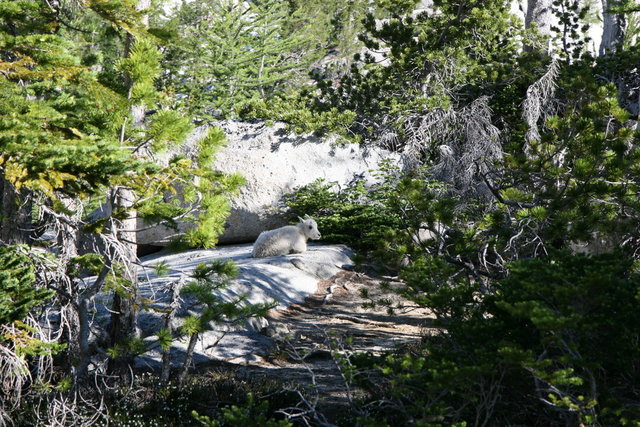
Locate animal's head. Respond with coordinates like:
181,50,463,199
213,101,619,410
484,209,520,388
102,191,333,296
298,215,321,240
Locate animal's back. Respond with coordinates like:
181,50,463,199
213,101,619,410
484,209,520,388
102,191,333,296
252,226,302,257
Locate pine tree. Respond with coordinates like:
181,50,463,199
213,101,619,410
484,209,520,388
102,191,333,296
162,0,320,119
103,0,153,380
314,0,526,150
0,0,133,243
0,245,51,327
177,259,274,387
0,244,59,422
1,0,243,387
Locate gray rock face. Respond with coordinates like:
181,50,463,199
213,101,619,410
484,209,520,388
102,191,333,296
128,243,354,368
137,120,401,247
88,244,354,368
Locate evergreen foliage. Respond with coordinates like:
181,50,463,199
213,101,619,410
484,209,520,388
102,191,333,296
0,245,60,423
192,392,292,427
2,0,640,424
181,127,245,248
283,173,402,253
159,0,377,127
286,0,372,71
162,0,320,119
284,0,640,424
353,251,640,425
0,0,132,199
0,245,51,329
313,0,528,147
177,259,275,385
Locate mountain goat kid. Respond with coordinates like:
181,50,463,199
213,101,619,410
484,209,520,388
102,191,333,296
252,215,322,258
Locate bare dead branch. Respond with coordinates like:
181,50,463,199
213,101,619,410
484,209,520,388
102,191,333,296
522,58,560,156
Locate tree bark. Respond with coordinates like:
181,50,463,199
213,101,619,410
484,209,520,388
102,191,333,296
0,177,32,244
74,265,111,383
178,333,199,387
57,200,82,377
524,0,553,52
599,0,627,56
161,279,184,383
107,186,139,379
106,0,150,380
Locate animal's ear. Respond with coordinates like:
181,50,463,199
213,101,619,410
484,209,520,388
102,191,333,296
304,214,311,220
298,216,305,223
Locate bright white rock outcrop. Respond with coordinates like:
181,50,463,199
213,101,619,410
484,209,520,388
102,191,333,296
136,120,402,247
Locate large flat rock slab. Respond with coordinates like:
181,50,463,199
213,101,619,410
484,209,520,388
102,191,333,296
133,244,354,368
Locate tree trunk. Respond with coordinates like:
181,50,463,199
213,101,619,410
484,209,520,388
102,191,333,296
524,0,553,52
178,333,199,387
59,218,82,377
51,196,96,383
74,265,111,383
0,177,32,244
161,279,184,383
106,0,149,380
107,186,139,379
599,0,627,56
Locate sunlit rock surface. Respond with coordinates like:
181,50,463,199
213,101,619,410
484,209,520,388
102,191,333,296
128,244,354,368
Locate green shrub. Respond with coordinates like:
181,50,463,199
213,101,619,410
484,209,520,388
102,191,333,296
85,373,297,427
353,250,640,426
0,245,52,327
283,173,403,254
193,392,292,427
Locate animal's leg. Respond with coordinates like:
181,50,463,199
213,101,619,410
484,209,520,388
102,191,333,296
290,241,307,253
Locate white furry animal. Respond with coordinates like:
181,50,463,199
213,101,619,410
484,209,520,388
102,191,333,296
252,215,322,258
